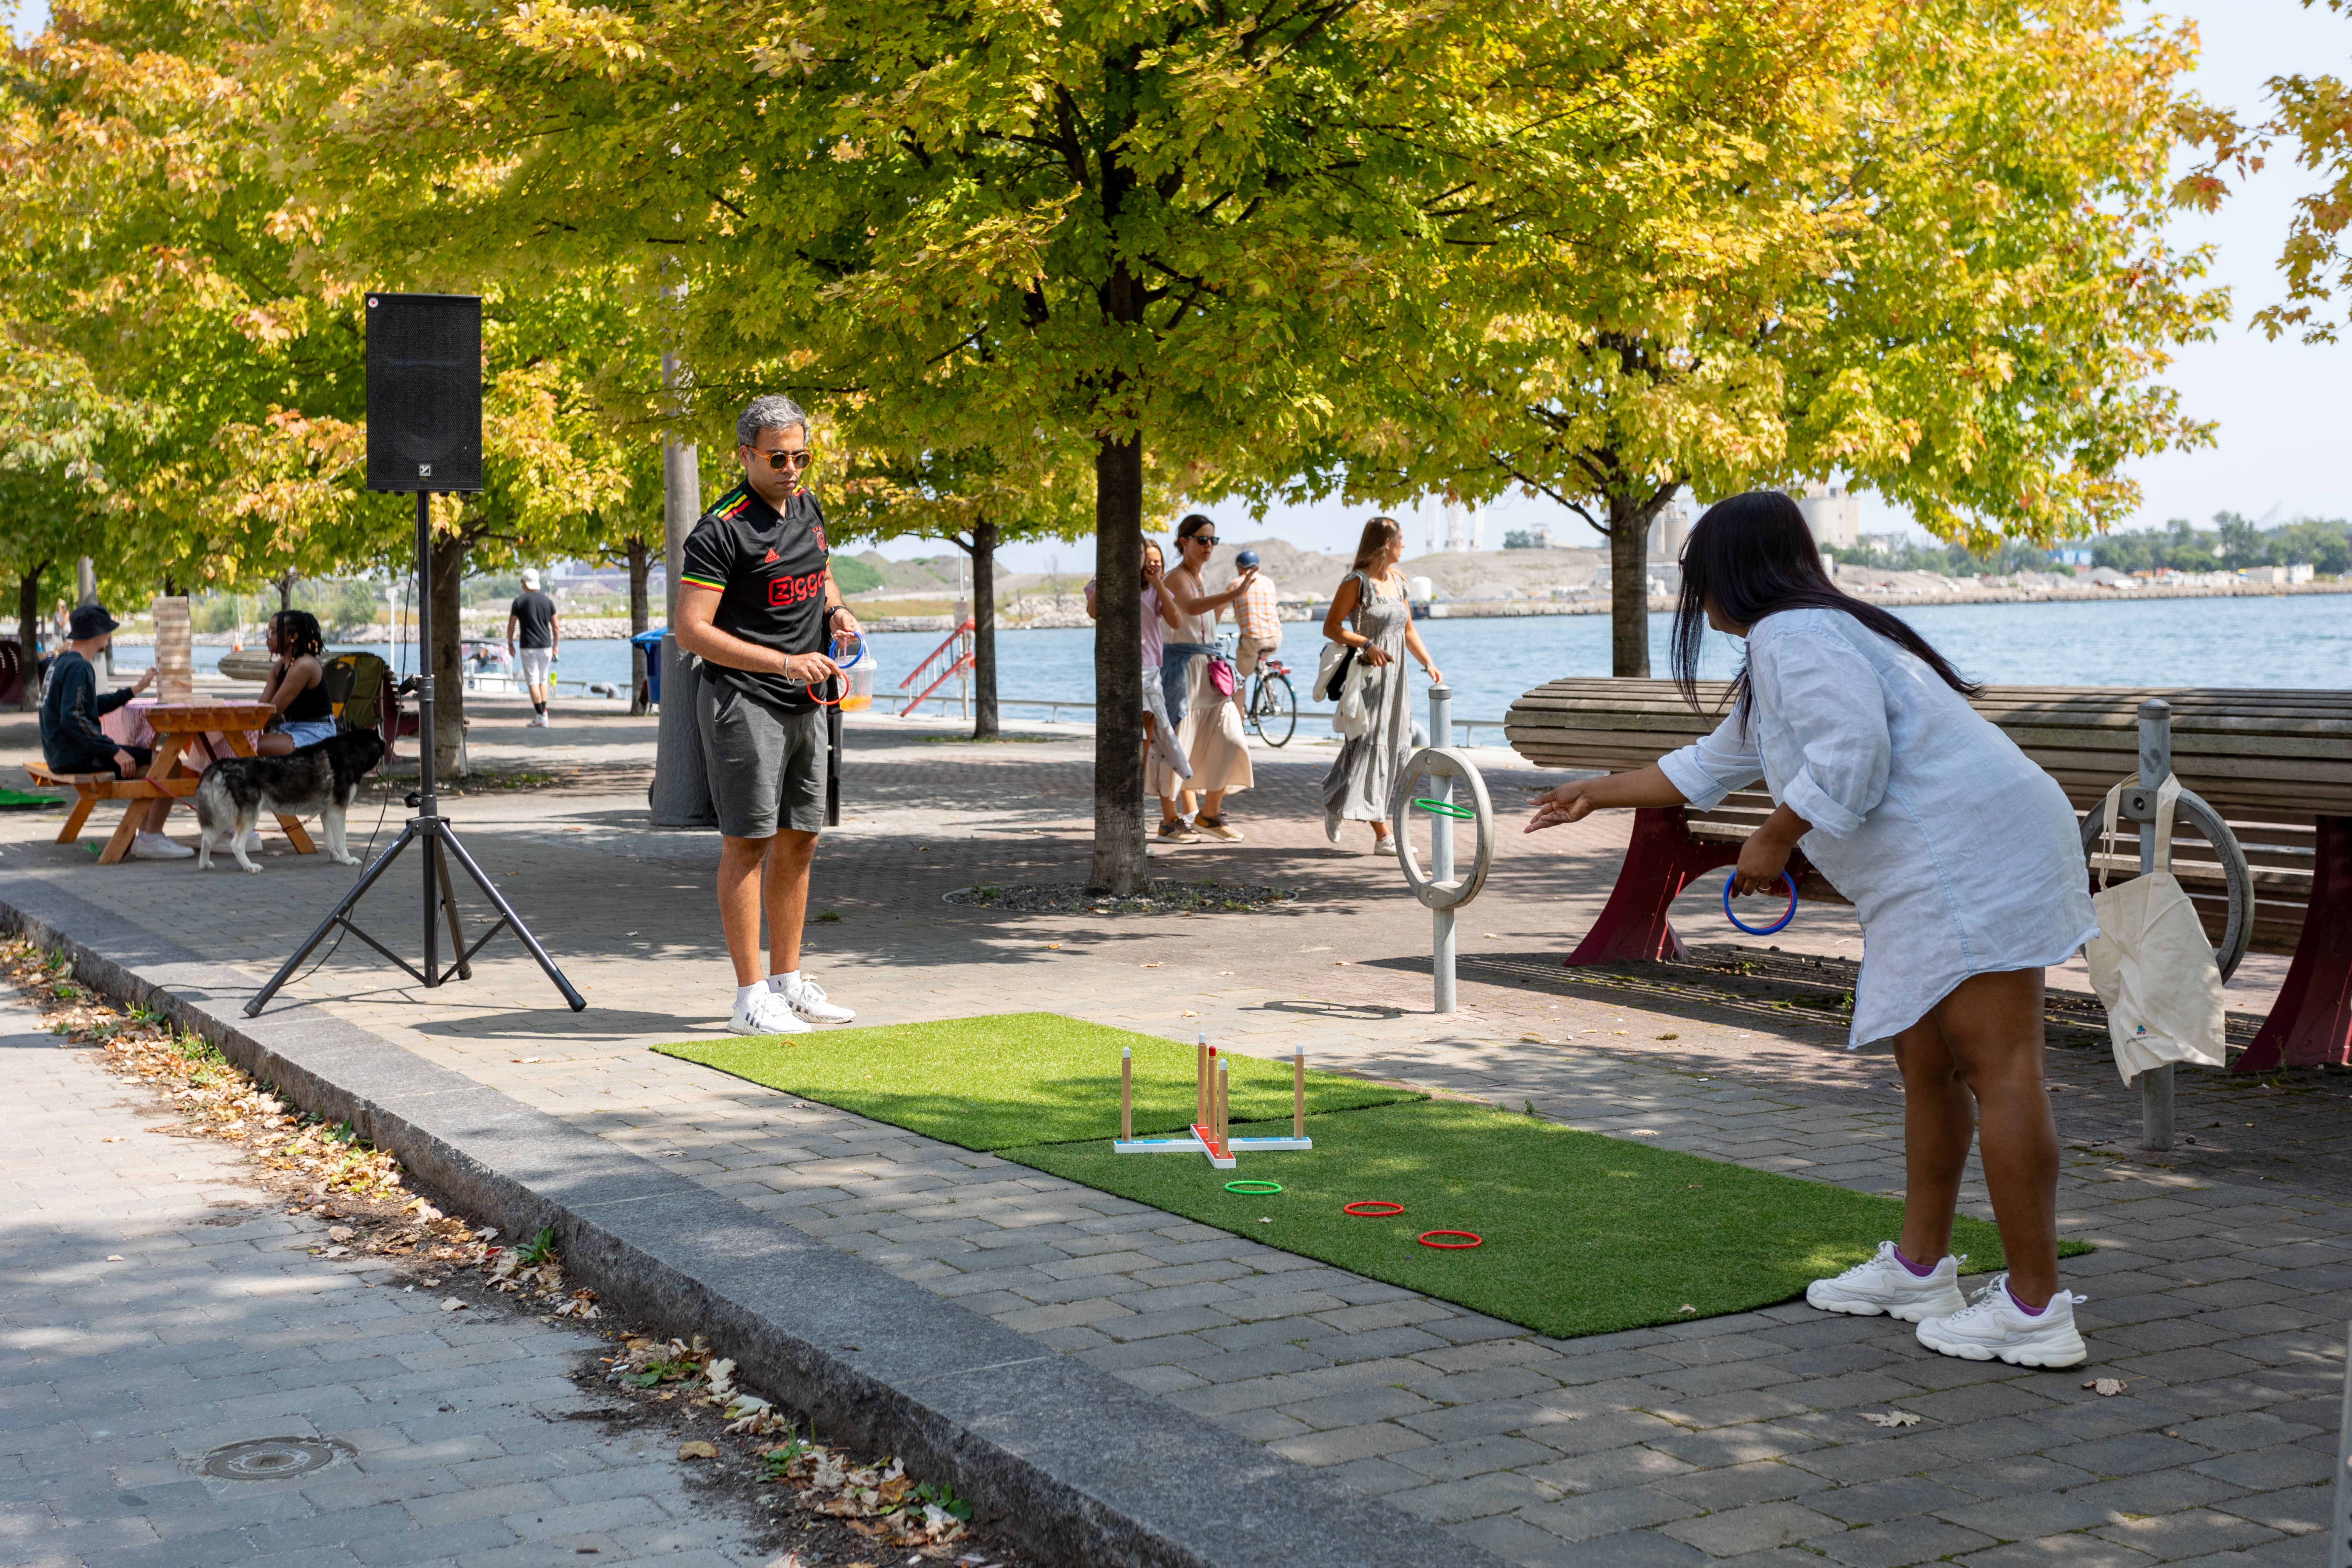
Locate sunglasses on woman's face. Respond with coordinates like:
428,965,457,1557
1185,534,1219,548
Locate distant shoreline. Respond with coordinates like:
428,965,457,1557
88,573,2352,643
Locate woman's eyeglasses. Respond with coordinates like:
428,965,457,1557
1184,533,1219,547
758,449,815,473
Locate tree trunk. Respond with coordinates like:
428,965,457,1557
15,562,45,712
277,568,298,612
626,534,651,716
970,517,999,740
1607,492,1667,679
1089,435,1147,894
429,525,468,778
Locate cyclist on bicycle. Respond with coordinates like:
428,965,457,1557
1231,548,1282,718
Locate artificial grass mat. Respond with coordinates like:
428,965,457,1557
1008,1101,2088,1339
652,1012,1422,1152
656,1013,2089,1339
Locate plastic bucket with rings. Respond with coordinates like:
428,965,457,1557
830,631,873,711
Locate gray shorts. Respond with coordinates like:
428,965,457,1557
696,679,827,839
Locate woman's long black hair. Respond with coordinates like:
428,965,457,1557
272,608,325,661
1670,491,1979,726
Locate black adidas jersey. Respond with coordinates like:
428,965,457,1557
679,481,832,713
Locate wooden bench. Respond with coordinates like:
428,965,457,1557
23,759,200,854
1504,678,2352,1070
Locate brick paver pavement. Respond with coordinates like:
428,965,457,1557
3,701,2344,1566
0,989,772,1568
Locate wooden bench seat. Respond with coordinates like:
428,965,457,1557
1505,678,2352,1070
24,760,200,850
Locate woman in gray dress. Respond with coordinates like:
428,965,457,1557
1319,516,1443,852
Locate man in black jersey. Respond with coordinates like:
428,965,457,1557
676,395,864,1036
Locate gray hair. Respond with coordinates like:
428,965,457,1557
736,394,809,448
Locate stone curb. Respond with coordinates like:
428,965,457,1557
0,872,1505,1568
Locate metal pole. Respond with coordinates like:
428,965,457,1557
2137,698,2174,1150
1430,683,1455,1014
415,492,441,989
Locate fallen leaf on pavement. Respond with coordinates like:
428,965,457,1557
1180,1011,1198,1018
440,1297,467,1312
327,1225,354,1243
677,1441,718,1460
1861,1411,1922,1428
105,1254,123,1262
2083,1378,2128,1396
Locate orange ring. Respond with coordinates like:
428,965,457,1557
1417,1230,1482,1249
1342,1201,1405,1217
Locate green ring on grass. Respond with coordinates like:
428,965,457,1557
1224,1180,1283,1194
1412,796,1477,820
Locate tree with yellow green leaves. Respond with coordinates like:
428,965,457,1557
1300,0,2225,676
270,0,1861,889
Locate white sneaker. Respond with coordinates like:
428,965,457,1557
130,832,195,861
1806,1241,1966,1321
728,989,810,1037
1916,1273,2087,1368
775,977,855,1024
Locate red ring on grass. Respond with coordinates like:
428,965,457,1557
1343,1201,1406,1217
1417,1230,1483,1249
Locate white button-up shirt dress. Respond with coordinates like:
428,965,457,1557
1657,607,2098,1047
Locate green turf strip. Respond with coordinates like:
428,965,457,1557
654,1014,2088,1339
1008,1100,2087,1339
651,1012,1422,1152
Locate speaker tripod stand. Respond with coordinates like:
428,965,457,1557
244,491,586,1018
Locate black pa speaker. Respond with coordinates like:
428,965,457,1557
366,293,483,493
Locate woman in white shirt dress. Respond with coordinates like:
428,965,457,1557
1527,492,2098,1369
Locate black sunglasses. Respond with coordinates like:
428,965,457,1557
753,448,815,472
1184,533,1219,547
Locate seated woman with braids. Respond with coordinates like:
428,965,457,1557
256,609,337,754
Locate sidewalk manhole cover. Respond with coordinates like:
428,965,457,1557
199,1437,349,1480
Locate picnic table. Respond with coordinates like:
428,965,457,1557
26,701,318,865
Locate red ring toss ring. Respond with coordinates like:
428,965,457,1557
1417,1230,1483,1249
1342,1201,1406,1217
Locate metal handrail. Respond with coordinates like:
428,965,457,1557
900,620,977,691
890,693,1514,741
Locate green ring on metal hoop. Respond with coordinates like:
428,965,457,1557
1412,796,1477,820
1224,1180,1283,1195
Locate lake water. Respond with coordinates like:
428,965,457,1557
168,591,2348,724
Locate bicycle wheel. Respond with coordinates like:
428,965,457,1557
1255,672,1295,747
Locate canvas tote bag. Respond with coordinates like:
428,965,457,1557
2082,776,2225,1083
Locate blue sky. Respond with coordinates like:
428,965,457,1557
13,1,2347,566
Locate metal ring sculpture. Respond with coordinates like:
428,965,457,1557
1389,747,1495,912
2077,781,2253,982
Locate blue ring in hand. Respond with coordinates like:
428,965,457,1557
1723,870,1799,935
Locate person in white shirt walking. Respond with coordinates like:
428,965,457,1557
1525,491,2097,1369
506,569,560,727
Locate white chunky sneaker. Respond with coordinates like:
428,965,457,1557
1806,1241,1966,1321
776,977,855,1024
728,989,810,1037
129,831,195,860
1916,1273,2087,1368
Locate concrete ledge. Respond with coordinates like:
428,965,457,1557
0,872,1506,1568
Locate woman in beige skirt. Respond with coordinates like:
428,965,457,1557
1148,514,1257,841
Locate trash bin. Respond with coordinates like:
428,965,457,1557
631,628,668,706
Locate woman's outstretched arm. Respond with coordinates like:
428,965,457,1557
1524,764,1688,832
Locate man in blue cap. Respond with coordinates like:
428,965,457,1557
1230,547,1281,718
40,603,190,859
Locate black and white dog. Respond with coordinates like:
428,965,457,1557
193,730,384,873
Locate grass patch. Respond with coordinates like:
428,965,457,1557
653,1012,1421,1152
655,1013,2090,1338
1009,1100,2090,1339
